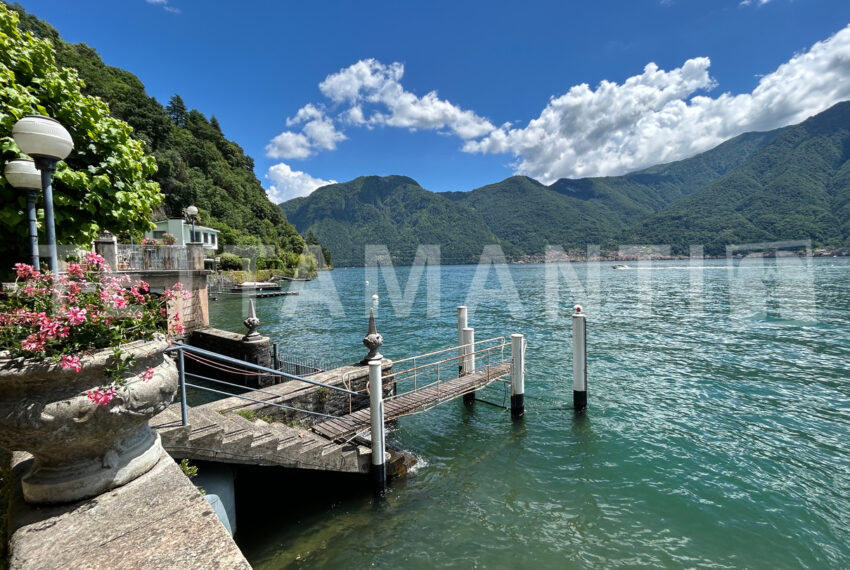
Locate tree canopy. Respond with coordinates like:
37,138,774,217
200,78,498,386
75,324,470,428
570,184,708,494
0,3,162,267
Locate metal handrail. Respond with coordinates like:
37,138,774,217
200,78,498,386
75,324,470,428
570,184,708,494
168,342,361,426
166,343,358,395
184,373,357,423
390,336,505,366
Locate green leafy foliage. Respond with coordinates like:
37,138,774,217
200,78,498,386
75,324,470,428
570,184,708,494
7,3,311,262
217,252,243,271
0,3,162,267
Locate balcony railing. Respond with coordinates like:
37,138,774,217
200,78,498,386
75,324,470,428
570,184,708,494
116,245,191,271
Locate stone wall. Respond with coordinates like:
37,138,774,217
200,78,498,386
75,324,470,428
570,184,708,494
124,270,210,332
187,328,273,388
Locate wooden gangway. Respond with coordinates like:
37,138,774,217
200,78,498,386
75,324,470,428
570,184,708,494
314,339,513,441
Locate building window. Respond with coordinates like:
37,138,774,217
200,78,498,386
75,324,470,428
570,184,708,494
153,231,165,239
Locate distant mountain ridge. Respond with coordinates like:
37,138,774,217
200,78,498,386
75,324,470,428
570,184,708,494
282,102,850,266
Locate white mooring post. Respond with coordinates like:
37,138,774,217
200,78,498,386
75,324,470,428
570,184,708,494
462,326,475,405
457,306,468,375
510,334,525,419
572,304,587,410
368,358,387,490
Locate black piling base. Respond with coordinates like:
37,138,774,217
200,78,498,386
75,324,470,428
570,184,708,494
573,390,587,411
510,394,525,419
371,463,387,492
463,392,476,406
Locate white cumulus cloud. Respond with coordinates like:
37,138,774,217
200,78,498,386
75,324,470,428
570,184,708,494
268,104,346,158
265,131,312,160
464,24,850,182
319,59,495,139
266,162,336,203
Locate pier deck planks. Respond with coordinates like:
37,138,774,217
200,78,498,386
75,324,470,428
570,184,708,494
313,362,511,441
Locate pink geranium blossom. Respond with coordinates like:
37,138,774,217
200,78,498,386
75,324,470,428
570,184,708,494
66,306,87,325
140,367,155,382
87,387,116,406
59,355,82,372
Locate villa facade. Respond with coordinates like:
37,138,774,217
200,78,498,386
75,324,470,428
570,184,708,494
145,219,220,251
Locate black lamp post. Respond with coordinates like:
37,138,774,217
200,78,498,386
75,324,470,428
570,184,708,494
185,205,198,243
12,116,74,275
4,159,42,269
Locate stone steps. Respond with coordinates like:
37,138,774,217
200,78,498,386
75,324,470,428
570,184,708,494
151,404,371,474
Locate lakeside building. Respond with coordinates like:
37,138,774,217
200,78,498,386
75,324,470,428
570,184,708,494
145,219,220,251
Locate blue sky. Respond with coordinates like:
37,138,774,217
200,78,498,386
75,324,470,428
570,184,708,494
15,0,850,202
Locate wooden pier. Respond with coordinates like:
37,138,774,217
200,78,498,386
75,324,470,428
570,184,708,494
313,362,512,441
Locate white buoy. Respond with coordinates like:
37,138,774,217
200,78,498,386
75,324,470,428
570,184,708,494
510,334,525,419
372,293,379,301
365,280,369,286
572,304,587,410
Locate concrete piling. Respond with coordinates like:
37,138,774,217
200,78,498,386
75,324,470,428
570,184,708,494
457,306,468,375
368,358,387,490
572,305,587,411
510,334,525,418
462,326,475,405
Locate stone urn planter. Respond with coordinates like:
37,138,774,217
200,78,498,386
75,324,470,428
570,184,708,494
0,335,177,504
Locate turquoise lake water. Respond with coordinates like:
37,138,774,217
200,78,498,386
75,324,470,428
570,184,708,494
208,257,850,568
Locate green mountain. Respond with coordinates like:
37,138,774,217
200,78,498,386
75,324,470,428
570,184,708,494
283,176,500,265
622,102,850,253
9,3,306,255
282,118,805,264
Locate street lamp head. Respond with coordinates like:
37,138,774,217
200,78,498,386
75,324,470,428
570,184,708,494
4,159,42,190
185,205,198,218
12,115,74,162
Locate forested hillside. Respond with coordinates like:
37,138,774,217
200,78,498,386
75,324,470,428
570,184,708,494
283,103,850,264
622,102,850,252
8,3,306,254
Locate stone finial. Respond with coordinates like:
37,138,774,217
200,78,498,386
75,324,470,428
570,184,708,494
360,308,383,364
242,299,261,341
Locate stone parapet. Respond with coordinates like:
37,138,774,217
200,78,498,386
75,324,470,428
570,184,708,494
6,451,250,570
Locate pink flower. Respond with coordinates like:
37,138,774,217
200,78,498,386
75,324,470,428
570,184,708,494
67,263,85,277
14,263,34,280
66,306,87,325
170,322,186,335
181,291,192,301
172,282,184,291
21,334,45,353
140,367,155,382
85,252,106,268
86,387,116,406
59,355,82,372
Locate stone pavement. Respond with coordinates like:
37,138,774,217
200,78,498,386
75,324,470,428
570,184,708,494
7,451,250,570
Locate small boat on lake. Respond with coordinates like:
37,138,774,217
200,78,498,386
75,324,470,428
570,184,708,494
612,264,630,270
231,281,281,292
281,276,313,282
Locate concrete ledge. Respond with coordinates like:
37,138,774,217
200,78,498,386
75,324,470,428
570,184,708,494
7,451,250,570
